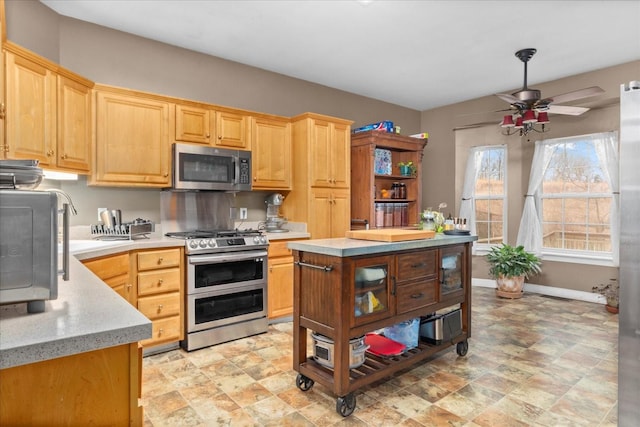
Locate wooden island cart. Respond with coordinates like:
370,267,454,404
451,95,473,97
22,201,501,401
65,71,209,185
288,233,477,416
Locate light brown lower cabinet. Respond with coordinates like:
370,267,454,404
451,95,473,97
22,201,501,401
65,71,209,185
267,239,307,319
0,342,143,426
82,246,184,349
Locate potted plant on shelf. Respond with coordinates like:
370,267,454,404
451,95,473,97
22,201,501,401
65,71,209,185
592,279,619,314
397,161,416,177
486,243,542,299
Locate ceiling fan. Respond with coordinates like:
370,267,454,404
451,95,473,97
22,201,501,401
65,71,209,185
496,48,604,136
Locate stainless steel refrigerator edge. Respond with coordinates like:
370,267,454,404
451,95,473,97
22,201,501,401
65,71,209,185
618,80,640,425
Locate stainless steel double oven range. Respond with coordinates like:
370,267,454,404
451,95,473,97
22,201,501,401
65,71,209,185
166,228,269,351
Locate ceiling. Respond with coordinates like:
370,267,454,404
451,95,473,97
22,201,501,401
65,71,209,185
39,0,640,111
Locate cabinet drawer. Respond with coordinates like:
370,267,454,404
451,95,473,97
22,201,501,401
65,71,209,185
138,292,180,320
137,248,181,271
396,250,437,282
142,316,181,346
396,279,437,314
137,268,181,296
268,240,293,258
83,253,129,280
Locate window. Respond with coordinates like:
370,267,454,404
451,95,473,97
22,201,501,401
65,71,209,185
459,145,507,251
517,132,619,265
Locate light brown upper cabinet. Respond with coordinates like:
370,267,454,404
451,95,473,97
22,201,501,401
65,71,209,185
175,104,251,151
175,103,212,145
215,110,251,150
251,116,292,190
4,43,92,173
284,113,353,239
92,85,171,187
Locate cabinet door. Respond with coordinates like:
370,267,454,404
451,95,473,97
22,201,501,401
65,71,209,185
330,189,351,238
93,91,170,186
309,188,351,239
352,255,394,327
214,111,250,150
57,75,91,172
175,104,212,144
330,122,351,188
309,119,331,187
251,117,292,190
83,253,134,305
440,245,466,302
5,51,56,165
268,256,294,319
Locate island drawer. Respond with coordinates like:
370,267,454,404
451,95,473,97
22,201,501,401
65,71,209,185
396,279,437,314
396,250,437,281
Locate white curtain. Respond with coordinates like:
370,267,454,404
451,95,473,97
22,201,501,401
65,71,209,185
459,148,484,254
517,132,619,259
516,140,557,254
593,131,620,265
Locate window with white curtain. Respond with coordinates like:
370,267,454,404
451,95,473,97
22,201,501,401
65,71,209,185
517,132,619,265
459,145,507,252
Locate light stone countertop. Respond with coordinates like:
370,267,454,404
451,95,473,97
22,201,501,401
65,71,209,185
287,233,478,257
0,238,183,370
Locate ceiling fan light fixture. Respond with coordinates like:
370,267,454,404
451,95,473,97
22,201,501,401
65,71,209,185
522,109,537,123
514,117,524,129
501,115,515,127
537,111,550,124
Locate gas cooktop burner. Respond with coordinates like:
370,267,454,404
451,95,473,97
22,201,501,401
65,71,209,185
165,229,262,240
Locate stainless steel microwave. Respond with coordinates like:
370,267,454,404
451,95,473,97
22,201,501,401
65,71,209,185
0,190,66,313
171,143,252,191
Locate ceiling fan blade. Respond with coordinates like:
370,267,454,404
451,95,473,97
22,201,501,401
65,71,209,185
546,105,590,116
541,86,605,105
495,93,519,104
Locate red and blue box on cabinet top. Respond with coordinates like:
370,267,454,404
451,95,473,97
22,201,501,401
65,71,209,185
353,120,394,134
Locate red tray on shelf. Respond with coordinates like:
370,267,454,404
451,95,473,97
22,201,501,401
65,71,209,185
364,333,406,357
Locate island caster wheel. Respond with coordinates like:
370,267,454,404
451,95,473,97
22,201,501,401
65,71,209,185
456,339,469,356
336,393,356,417
296,374,314,391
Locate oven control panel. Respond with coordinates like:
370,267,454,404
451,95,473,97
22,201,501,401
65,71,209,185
185,235,268,254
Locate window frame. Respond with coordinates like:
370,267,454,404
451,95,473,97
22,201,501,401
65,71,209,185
471,145,507,253
534,135,617,266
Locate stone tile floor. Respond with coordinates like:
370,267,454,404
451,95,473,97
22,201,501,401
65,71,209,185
142,287,619,426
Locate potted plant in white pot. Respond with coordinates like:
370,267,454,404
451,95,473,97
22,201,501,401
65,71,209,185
486,243,542,299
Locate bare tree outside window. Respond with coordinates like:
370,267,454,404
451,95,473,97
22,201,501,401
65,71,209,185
541,140,612,253
474,147,506,245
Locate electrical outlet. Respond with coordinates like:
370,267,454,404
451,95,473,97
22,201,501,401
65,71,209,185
239,208,248,220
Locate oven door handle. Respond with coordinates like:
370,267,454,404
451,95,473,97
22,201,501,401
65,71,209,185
188,250,268,265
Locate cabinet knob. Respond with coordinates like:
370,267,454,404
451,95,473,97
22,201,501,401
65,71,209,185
163,173,169,177
157,257,164,264
218,135,222,140
61,153,68,159
206,134,210,138
157,304,163,312
157,278,164,286
158,328,164,336
126,284,132,290
0,102,5,119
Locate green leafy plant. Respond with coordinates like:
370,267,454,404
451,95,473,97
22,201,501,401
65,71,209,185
397,161,416,176
592,279,619,308
486,243,542,279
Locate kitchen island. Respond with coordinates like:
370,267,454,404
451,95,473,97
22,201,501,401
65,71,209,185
288,233,477,416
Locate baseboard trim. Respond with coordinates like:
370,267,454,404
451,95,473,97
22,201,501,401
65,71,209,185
472,278,605,304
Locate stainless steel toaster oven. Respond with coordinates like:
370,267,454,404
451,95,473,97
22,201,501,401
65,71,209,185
0,190,68,313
